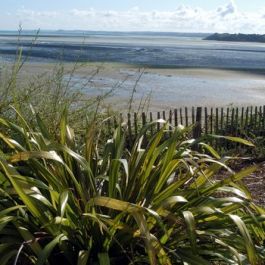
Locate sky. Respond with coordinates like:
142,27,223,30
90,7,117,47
1,0,265,33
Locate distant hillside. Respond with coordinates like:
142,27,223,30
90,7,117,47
204,33,265,43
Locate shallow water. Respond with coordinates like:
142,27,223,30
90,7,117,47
65,68,265,110
1,31,265,70
1,31,265,109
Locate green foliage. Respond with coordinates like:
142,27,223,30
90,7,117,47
0,51,115,138
0,108,264,265
235,133,265,162
251,135,265,160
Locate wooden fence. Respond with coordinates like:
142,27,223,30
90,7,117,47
107,106,265,150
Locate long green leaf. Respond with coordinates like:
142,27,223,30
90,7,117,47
59,190,69,218
78,250,90,265
183,211,197,254
36,234,67,265
208,135,254,147
229,214,257,264
98,253,110,265
0,158,47,224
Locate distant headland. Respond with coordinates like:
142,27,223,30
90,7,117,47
204,33,265,43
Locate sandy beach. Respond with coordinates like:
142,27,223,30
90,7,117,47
11,61,265,111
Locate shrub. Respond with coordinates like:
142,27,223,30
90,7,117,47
0,48,116,137
0,108,264,265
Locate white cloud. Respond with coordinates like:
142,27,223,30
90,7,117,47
216,0,237,17
1,1,265,33
18,8,58,18
70,8,95,17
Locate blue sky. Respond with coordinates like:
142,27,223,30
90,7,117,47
1,0,265,33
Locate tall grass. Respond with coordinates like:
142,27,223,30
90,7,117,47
0,107,264,265
0,31,121,139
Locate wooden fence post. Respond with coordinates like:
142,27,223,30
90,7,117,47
204,107,208,134
263,106,265,136
127,113,132,146
192,107,195,125
142,112,147,146
150,112,154,136
157,112,161,131
193,107,202,139
210,108,213,134
258,106,262,135
174,109,178,126
134,112,138,136
180,108,183,125
169,110,173,136
221,107,224,132
185,107,188,127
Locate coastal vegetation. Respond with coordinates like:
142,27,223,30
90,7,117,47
0,36,265,265
0,51,115,136
0,107,264,265
204,33,265,43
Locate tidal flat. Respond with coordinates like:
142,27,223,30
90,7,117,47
14,62,265,111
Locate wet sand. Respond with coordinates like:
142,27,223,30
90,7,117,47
5,61,265,111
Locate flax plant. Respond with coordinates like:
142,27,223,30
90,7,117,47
0,108,264,265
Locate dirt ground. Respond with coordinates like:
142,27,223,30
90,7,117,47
242,162,265,206
218,161,265,207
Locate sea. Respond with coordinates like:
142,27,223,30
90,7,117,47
1,30,265,69
1,30,265,109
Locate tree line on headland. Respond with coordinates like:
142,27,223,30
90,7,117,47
204,33,265,43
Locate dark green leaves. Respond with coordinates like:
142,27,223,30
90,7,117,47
0,109,264,265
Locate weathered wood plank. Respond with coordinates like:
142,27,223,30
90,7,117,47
220,108,224,132
210,108,213,134
157,112,161,131
192,107,195,125
127,113,132,145
204,107,208,134
185,107,188,127
193,107,202,139
134,112,138,135
215,108,219,134
174,109,178,126
150,112,154,135
180,108,183,125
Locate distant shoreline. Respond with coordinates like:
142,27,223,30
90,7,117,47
0,30,210,38
204,33,265,43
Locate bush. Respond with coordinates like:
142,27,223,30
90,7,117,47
0,108,264,265
0,48,116,137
